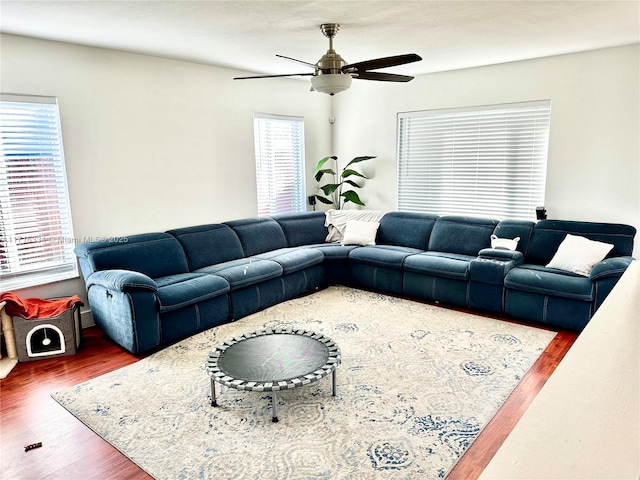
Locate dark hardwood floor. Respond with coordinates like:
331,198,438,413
0,324,578,480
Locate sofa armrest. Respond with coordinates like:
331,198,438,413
478,248,524,262
470,250,524,286
590,257,635,281
85,270,160,354
469,250,524,312
590,257,635,311
87,269,158,293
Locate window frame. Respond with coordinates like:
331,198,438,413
253,113,306,217
397,100,551,221
0,93,78,290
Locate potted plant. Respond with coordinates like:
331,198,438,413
311,155,375,209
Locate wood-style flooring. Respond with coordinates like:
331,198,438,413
1,320,577,480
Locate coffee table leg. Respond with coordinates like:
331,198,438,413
210,378,218,407
332,370,337,396
271,391,279,423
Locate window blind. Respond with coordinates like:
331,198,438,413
397,100,551,221
0,93,78,290
253,113,306,216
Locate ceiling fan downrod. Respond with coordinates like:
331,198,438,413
317,23,346,75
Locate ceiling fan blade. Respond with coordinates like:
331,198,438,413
343,54,422,72
234,73,315,80
276,54,317,69
353,72,414,82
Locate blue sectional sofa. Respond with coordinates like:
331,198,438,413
75,211,636,354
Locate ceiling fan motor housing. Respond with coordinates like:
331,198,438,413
317,50,347,74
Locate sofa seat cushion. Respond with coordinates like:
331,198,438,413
155,273,230,313
403,252,475,280
196,258,283,290
254,247,324,274
505,264,593,301
305,243,359,260
349,245,423,269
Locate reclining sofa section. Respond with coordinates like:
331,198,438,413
75,211,636,354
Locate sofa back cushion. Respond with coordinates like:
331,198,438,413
166,224,244,271
74,233,189,280
224,217,288,256
272,211,328,247
377,212,439,250
525,220,636,265
492,220,535,254
428,216,499,256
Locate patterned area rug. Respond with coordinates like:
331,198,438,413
53,286,556,479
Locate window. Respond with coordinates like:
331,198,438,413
253,113,306,216
0,93,78,290
397,100,551,220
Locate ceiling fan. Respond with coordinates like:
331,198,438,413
234,23,422,95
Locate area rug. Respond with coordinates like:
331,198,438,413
52,286,556,479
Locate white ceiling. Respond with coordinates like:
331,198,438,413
1,1,639,77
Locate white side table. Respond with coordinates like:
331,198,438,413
0,301,19,379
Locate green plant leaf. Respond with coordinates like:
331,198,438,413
343,179,362,189
341,169,368,180
314,195,334,205
344,155,376,168
313,156,337,176
341,190,366,206
321,184,339,195
315,168,336,183
312,155,373,209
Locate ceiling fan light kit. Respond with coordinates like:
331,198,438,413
311,74,352,95
234,23,422,95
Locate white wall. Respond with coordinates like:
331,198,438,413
2,35,639,307
333,45,640,257
0,34,331,311
480,260,639,479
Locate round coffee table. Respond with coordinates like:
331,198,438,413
206,327,341,422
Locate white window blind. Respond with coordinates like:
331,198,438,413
0,93,78,290
397,100,551,220
254,113,306,216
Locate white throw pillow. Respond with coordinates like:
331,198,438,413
546,234,614,276
341,220,380,246
324,209,384,243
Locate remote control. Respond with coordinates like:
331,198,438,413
24,442,42,452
